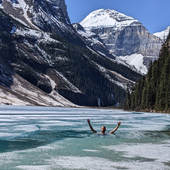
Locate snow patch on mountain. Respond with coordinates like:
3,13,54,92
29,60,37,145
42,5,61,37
78,29,104,47
15,0,39,29
1,0,40,29
154,26,170,40
77,29,96,38
119,54,148,74
80,9,139,30
15,28,60,44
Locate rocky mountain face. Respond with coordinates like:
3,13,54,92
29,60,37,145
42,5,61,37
0,0,85,46
2,0,70,27
0,0,142,106
78,9,163,74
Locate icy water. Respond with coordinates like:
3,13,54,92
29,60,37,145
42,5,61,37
0,106,170,170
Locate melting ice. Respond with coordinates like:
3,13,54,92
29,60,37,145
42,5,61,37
0,105,170,170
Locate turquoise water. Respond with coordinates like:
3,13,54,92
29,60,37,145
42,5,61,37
0,106,170,170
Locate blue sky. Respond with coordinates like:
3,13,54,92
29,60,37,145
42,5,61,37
65,0,170,34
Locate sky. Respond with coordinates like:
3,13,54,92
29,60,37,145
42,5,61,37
65,0,170,34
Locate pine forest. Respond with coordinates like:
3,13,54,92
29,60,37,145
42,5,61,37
126,33,170,113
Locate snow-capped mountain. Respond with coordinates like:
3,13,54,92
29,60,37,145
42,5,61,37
79,9,163,74
80,9,139,30
0,0,142,107
154,26,170,40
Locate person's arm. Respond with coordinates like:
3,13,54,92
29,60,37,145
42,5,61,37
87,119,97,133
109,121,121,134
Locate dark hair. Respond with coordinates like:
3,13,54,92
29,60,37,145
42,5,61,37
102,126,106,132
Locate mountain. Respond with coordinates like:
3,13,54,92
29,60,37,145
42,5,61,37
125,32,170,113
0,0,142,106
0,0,86,46
154,26,170,41
78,9,163,74
1,0,70,30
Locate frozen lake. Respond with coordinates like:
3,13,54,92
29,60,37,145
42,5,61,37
0,105,170,170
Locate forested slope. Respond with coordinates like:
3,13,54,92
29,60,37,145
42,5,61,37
126,33,170,112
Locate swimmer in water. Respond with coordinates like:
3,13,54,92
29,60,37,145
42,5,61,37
87,119,121,135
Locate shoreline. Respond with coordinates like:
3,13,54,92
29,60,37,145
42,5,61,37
125,108,170,114
0,104,169,114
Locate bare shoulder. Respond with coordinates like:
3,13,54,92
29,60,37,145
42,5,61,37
97,132,106,135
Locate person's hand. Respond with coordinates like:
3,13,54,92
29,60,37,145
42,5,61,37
117,121,121,126
87,119,90,124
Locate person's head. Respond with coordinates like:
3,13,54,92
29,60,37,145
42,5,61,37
101,126,106,133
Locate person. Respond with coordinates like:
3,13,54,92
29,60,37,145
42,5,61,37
87,119,121,135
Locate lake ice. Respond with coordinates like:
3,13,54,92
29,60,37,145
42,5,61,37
0,105,170,170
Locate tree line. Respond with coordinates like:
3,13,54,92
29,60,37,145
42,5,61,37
125,33,170,113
